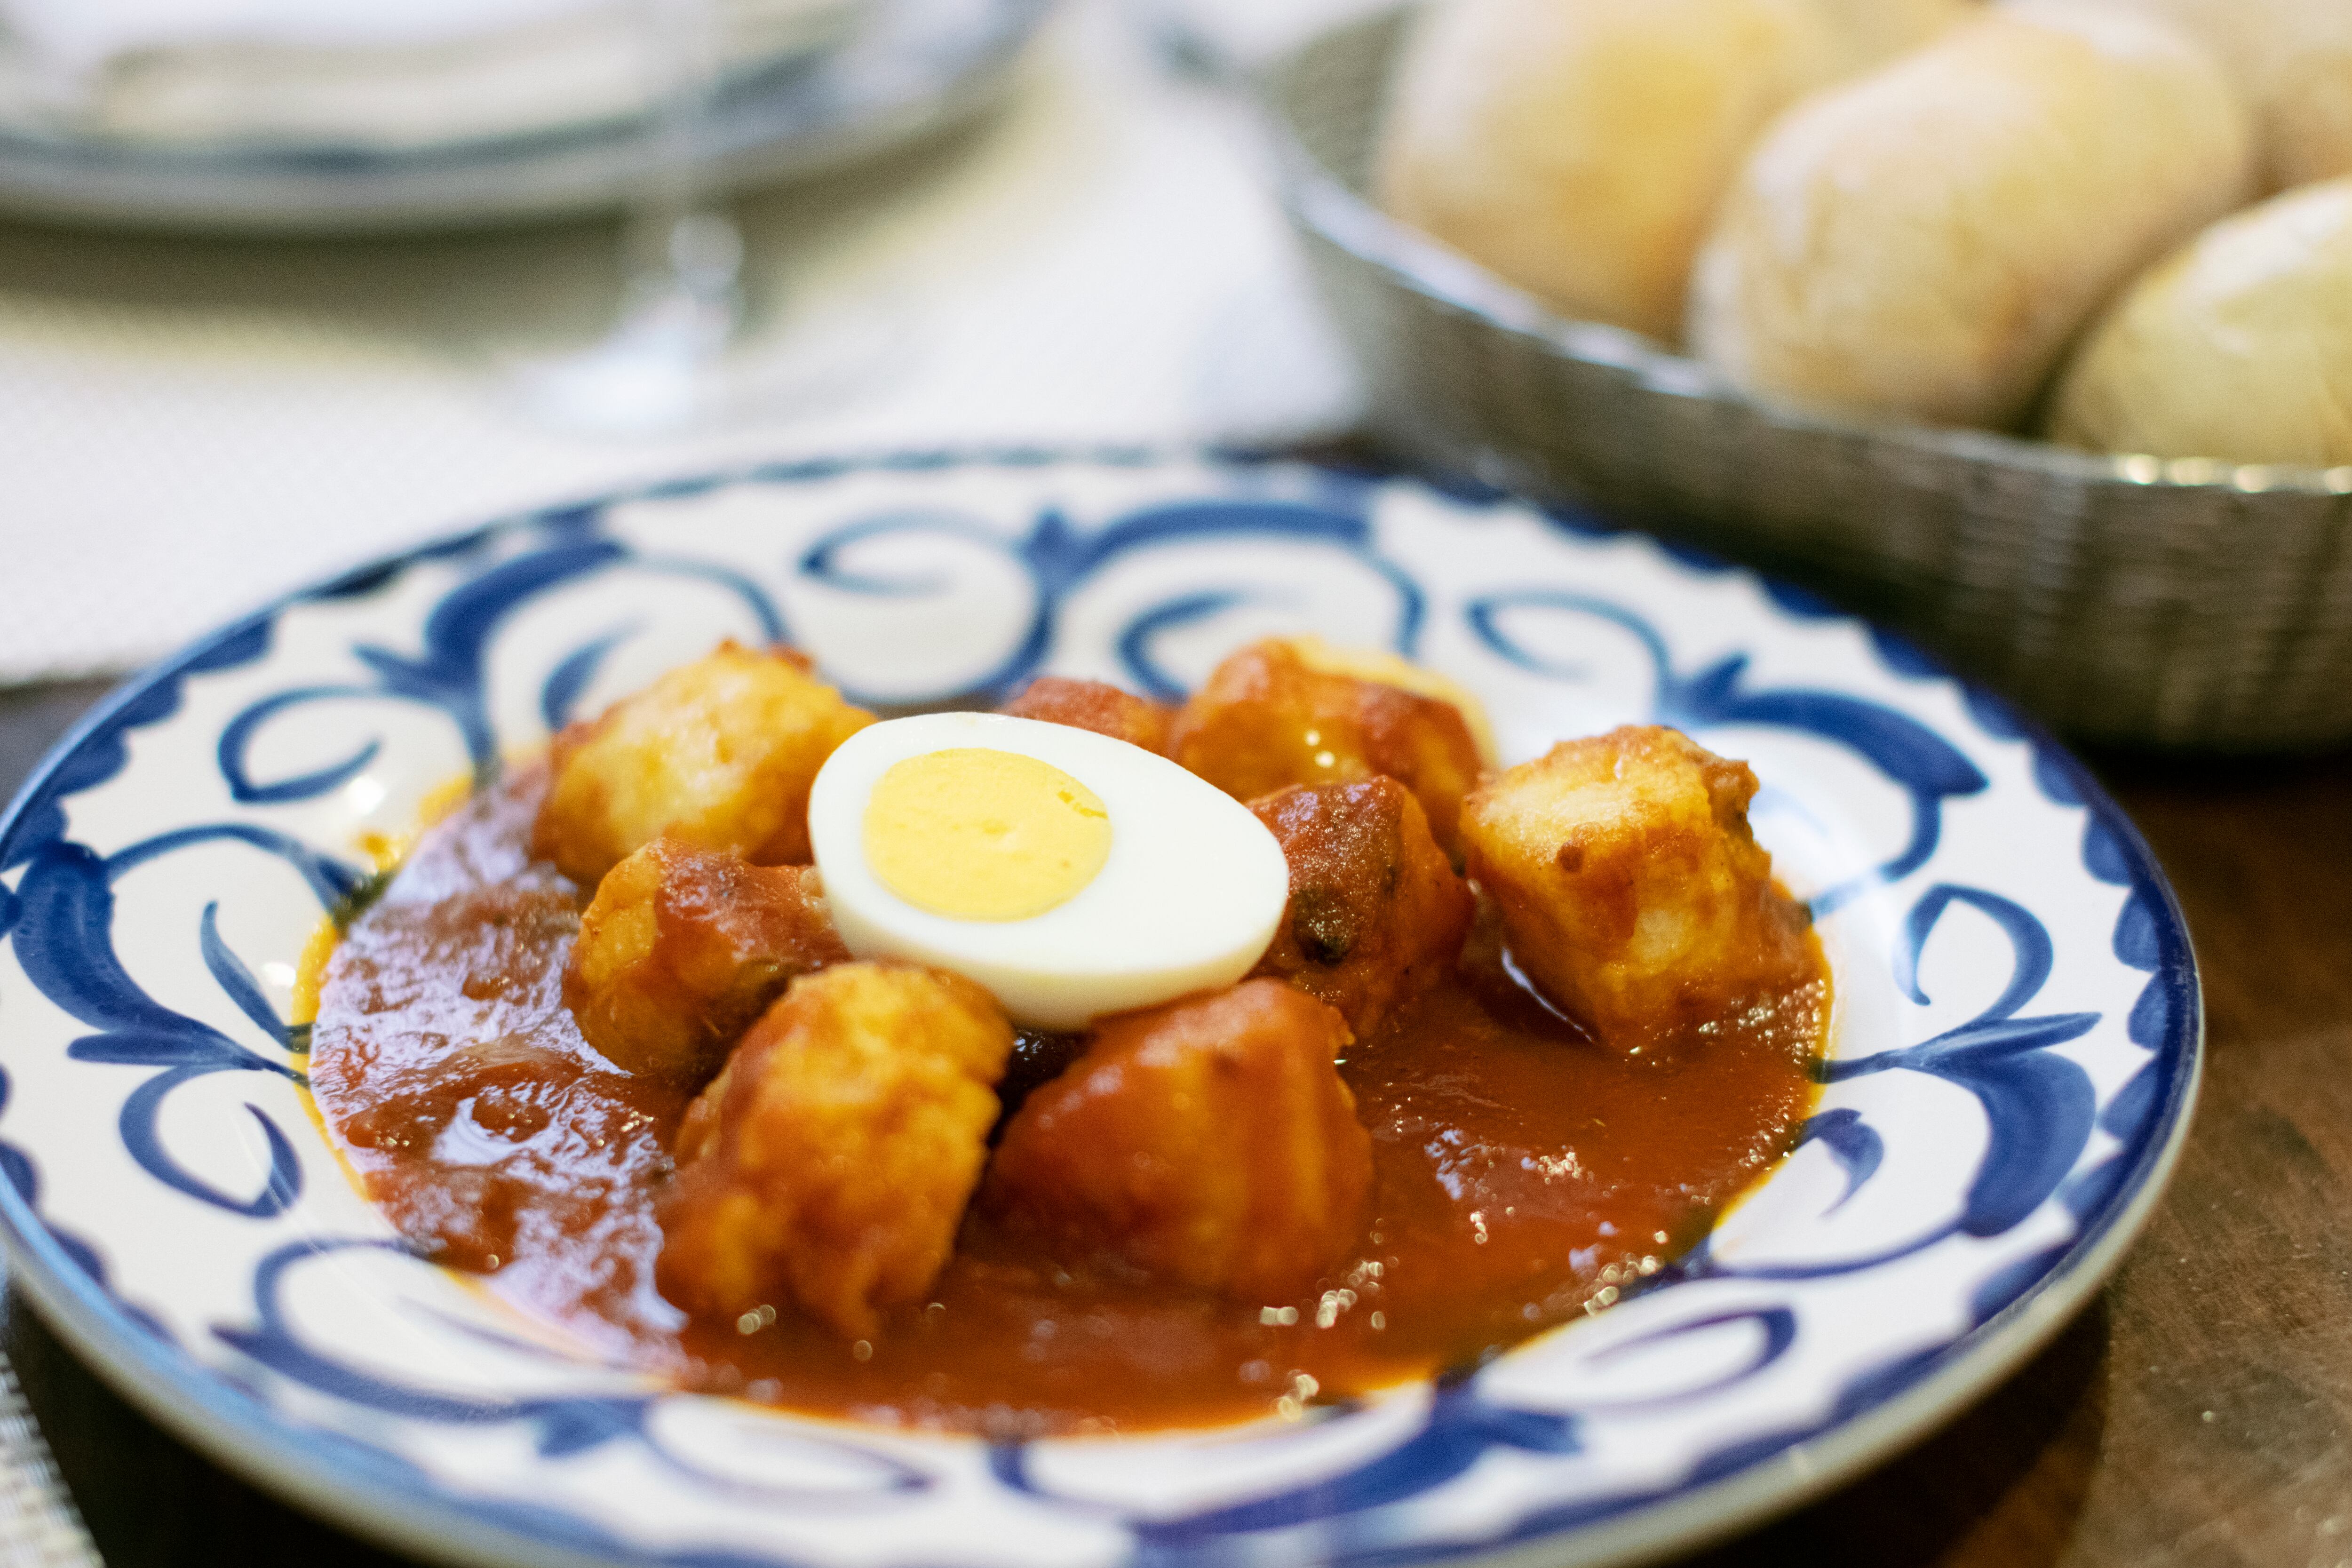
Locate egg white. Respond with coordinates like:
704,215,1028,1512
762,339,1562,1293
806,712,1292,1030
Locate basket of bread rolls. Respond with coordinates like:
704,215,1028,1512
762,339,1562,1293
1263,0,2352,749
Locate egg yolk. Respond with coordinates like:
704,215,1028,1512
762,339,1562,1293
862,748,1113,922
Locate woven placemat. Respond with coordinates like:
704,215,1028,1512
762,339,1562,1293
0,1352,98,1568
0,0,1367,686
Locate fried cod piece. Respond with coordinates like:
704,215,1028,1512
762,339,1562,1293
564,838,850,1086
998,676,1175,754
657,962,1014,1337
1248,778,1474,1038
982,979,1372,1299
1459,725,1811,1049
1168,638,1489,856
533,641,874,885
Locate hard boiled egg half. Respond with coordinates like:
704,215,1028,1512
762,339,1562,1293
807,713,1291,1030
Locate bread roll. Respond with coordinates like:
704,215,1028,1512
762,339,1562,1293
1375,0,1972,342
1687,2,2254,430
1805,0,1984,71
2047,178,2352,467
2093,0,2352,190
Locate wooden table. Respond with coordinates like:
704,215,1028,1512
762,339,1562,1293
4,675,2347,1568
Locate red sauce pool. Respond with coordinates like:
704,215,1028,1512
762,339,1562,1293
309,766,1827,1435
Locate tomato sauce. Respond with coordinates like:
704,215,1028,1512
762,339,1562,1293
310,766,1828,1435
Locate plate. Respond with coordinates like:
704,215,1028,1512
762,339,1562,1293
0,0,1049,233
0,451,2199,1568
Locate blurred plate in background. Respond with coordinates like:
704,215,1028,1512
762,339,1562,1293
0,0,867,152
0,0,1048,232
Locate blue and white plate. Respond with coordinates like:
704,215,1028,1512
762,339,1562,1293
0,453,2198,1568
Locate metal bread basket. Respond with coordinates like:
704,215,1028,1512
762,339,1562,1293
1261,7,2352,751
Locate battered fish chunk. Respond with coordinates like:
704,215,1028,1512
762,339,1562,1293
533,641,873,885
1168,638,1487,856
982,979,1372,1300
1459,725,1811,1049
1248,779,1474,1039
565,839,849,1087
658,963,1014,1337
999,676,1174,754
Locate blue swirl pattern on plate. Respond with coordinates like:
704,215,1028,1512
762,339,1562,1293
0,453,2198,1568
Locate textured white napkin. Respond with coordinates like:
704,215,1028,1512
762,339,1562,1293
0,0,1367,685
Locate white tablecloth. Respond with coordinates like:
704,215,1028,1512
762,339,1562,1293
0,0,1373,684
